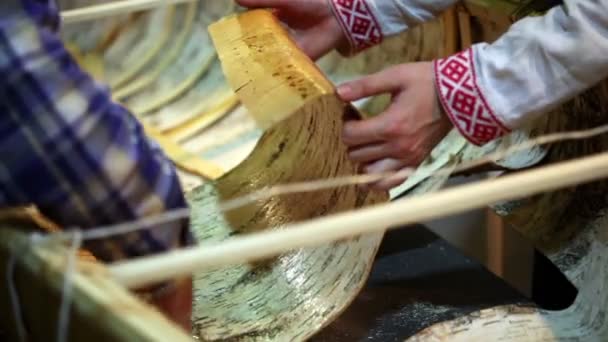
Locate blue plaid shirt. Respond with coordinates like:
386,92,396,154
0,0,191,263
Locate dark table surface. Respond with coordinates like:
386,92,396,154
313,225,534,342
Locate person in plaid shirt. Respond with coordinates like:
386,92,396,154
1,0,192,329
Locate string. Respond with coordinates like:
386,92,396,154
7,251,27,342
43,122,608,245
57,231,82,342
6,230,82,342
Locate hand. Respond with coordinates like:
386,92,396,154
337,62,453,190
145,278,193,331
236,0,345,60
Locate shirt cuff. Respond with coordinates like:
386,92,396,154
433,47,511,146
328,0,384,56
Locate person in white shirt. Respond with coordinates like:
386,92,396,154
237,0,608,190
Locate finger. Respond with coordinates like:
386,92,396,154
342,115,391,147
348,143,393,163
373,173,408,190
364,158,406,175
336,65,405,102
342,98,410,146
364,159,410,190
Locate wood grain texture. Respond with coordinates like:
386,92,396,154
188,10,388,340
188,102,387,340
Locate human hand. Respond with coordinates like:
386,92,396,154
144,277,193,331
337,62,453,190
235,0,346,60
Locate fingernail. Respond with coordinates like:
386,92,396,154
337,84,351,98
364,164,377,174
342,126,355,144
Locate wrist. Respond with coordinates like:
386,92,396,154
432,48,511,146
327,0,384,56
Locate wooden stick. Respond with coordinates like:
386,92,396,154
441,6,459,57
486,209,505,276
108,152,608,289
60,0,197,24
458,6,474,49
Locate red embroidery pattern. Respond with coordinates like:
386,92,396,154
330,0,383,53
434,48,510,146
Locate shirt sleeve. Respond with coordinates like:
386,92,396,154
0,1,191,263
328,0,458,55
433,0,608,145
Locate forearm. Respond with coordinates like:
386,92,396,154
434,0,608,145
0,1,191,262
329,0,458,54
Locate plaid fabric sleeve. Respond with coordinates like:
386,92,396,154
0,1,192,263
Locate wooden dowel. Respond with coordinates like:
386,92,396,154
486,209,505,276
441,7,459,57
108,152,608,289
458,7,474,49
60,0,197,24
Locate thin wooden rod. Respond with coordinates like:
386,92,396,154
108,152,608,289
486,209,505,276
60,0,197,24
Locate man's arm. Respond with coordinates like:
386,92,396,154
434,0,608,145
332,0,608,190
0,1,191,262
